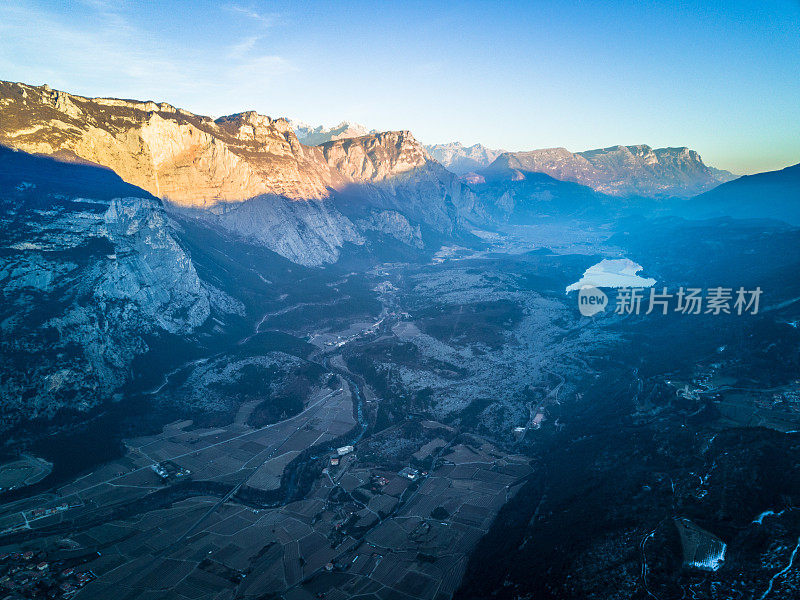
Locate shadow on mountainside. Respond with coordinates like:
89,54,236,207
0,145,158,202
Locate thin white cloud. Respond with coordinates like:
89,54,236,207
226,4,278,28
228,36,260,60
0,0,294,115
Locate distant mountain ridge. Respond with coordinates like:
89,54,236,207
290,120,377,146
483,144,736,198
425,142,506,175
0,79,749,270
685,162,800,225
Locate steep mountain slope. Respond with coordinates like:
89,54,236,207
684,162,800,224
182,196,363,266
425,142,506,175
486,144,735,197
160,123,478,251
0,148,244,432
290,120,375,145
321,131,431,182
0,81,338,205
321,132,480,237
0,81,482,265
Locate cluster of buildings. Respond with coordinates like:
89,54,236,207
149,461,191,481
329,445,354,467
150,463,169,479
322,316,389,348
27,503,71,521
398,466,421,481
5,501,83,535
0,551,96,599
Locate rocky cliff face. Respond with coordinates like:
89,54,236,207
425,142,506,175
320,132,479,236
182,196,364,266
0,81,480,265
319,131,431,183
185,129,471,264
0,148,243,430
485,144,735,197
0,81,337,206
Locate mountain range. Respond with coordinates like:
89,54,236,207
481,144,736,198
3,79,792,272
0,81,483,266
289,121,735,198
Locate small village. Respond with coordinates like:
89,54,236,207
0,551,96,599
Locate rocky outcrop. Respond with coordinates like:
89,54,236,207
0,148,243,430
484,144,736,198
0,81,337,206
425,142,505,175
357,210,424,248
182,195,364,266
319,131,432,183
318,131,480,236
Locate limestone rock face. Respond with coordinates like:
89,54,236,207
0,81,336,206
182,195,364,267
330,158,479,237
100,197,223,332
316,131,480,236
485,144,735,197
0,150,243,428
357,210,424,248
0,81,483,264
319,131,432,183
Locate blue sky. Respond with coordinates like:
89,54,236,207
0,0,798,174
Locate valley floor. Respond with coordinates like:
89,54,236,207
2,221,800,600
